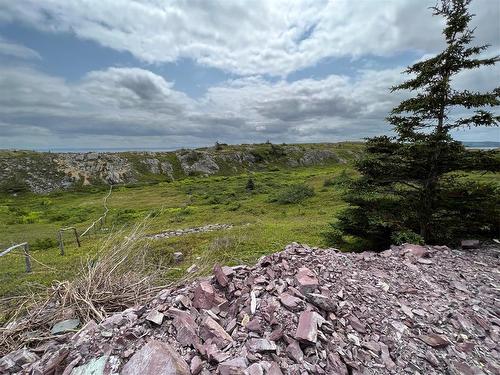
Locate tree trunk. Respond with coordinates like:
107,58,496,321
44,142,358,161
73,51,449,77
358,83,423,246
419,179,436,243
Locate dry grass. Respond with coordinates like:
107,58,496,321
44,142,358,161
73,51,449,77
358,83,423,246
0,219,170,355
0,222,262,355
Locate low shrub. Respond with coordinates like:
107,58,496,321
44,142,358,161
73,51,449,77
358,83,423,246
0,177,29,194
47,212,71,222
245,177,255,191
18,211,42,224
391,230,424,245
271,183,315,204
31,237,58,251
226,202,241,211
112,208,140,225
323,169,352,188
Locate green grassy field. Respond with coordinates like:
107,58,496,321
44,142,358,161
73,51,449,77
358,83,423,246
0,164,353,298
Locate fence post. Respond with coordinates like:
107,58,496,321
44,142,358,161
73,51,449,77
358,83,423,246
23,243,31,273
73,228,81,247
58,231,65,255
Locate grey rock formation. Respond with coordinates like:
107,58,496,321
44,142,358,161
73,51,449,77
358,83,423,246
1,143,361,193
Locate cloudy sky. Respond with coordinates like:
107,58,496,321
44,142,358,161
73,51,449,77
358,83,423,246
0,0,498,151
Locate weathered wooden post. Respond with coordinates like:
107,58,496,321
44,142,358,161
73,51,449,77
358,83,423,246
0,242,31,273
23,243,31,273
73,227,81,247
58,231,65,255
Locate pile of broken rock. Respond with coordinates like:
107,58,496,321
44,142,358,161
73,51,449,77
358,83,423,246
1,242,499,374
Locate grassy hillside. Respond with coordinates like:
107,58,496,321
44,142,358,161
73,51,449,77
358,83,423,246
0,161,354,300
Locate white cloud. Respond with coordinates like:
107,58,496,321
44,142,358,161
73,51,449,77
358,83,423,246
0,0,497,76
0,36,41,60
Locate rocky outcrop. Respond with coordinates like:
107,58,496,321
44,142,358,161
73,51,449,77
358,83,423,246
146,224,234,239
176,150,220,176
2,242,498,374
299,149,339,166
56,153,134,185
0,143,363,193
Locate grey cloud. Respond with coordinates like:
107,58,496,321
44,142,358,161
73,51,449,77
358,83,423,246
255,96,362,122
0,56,498,149
0,64,402,147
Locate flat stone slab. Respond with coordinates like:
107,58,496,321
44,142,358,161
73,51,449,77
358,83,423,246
145,309,164,325
51,319,80,335
71,356,108,375
461,240,480,249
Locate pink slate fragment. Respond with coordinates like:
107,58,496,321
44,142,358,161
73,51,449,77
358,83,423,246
213,264,229,287
295,310,321,344
121,340,189,375
295,267,319,293
193,281,215,310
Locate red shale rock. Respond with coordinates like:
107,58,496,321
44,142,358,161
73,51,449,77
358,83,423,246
121,340,189,375
166,308,198,346
213,263,230,287
401,243,429,258
294,267,319,293
278,292,303,311
418,334,450,348
192,280,215,310
199,315,233,347
295,310,322,344
2,242,499,375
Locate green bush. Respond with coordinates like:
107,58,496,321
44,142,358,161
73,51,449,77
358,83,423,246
31,237,58,251
0,176,29,194
47,212,71,222
429,178,500,244
19,211,42,224
325,177,499,250
323,169,352,188
271,184,315,204
55,207,92,225
323,178,335,187
207,196,223,205
226,202,241,211
112,208,140,225
170,207,193,222
391,230,424,246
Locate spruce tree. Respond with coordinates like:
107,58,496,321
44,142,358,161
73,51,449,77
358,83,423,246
246,177,255,191
326,0,499,250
